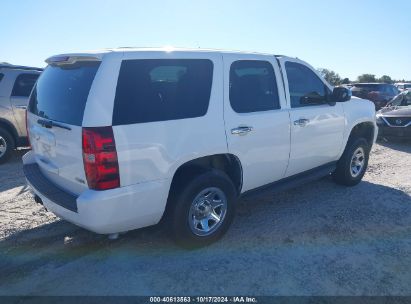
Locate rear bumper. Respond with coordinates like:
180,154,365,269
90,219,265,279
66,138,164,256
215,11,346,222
23,151,170,234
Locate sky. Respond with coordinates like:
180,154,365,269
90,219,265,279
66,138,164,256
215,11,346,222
1,0,410,80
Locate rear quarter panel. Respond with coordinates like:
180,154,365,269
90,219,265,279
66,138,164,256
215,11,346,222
97,51,228,187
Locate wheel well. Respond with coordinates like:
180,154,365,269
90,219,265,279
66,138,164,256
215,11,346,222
169,154,243,197
348,122,375,146
0,119,17,148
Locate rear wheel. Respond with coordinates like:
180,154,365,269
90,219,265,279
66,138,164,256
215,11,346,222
168,170,237,248
0,128,14,164
333,138,370,186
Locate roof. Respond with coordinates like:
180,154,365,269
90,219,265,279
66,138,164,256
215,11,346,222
109,46,278,56
47,46,291,58
0,63,43,72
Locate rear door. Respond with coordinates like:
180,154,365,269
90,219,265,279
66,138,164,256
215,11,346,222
27,59,102,195
223,54,290,192
278,58,345,177
10,72,39,136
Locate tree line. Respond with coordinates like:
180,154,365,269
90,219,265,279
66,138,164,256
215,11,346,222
317,68,411,86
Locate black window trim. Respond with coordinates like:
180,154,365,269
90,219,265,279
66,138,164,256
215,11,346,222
229,59,281,114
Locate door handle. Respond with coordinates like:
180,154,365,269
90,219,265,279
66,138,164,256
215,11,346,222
231,126,253,135
293,118,310,127
15,105,27,110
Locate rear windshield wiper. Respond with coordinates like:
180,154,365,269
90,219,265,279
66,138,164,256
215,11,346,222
37,119,72,131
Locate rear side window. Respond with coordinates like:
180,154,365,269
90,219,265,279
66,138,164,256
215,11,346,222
230,60,280,113
113,59,213,125
12,73,39,97
29,62,100,126
285,62,330,108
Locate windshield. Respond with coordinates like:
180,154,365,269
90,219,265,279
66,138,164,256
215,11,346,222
388,91,411,106
28,61,100,126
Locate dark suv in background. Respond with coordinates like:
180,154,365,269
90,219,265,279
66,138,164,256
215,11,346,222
351,83,399,110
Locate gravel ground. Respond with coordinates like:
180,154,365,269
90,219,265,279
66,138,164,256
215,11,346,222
0,142,410,296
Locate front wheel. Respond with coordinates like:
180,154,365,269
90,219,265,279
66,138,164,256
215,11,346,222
168,170,237,248
333,138,370,186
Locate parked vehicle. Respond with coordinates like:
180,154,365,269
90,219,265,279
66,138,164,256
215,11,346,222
377,90,411,140
0,63,42,163
23,48,377,247
351,83,399,110
395,83,411,92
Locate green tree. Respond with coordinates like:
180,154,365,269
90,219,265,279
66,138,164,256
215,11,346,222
379,75,393,84
357,74,377,83
318,68,342,86
341,78,350,84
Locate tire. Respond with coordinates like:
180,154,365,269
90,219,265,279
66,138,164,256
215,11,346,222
0,128,15,164
333,137,370,186
167,169,237,249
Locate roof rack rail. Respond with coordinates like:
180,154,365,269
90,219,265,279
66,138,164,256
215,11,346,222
0,63,43,71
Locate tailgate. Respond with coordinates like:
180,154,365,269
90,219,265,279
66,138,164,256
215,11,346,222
27,59,101,195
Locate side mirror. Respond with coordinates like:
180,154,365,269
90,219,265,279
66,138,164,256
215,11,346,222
331,86,352,102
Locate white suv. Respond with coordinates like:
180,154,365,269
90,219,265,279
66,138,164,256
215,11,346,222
23,48,377,247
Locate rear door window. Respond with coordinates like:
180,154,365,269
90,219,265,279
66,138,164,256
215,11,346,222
12,73,39,97
229,60,280,113
28,62,100,126
113,59,213,125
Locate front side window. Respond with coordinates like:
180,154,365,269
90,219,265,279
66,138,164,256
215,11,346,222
285,62,331,108
12,73,39,97
229,60,280,113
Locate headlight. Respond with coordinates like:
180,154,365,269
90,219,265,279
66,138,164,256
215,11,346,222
376,115,385,125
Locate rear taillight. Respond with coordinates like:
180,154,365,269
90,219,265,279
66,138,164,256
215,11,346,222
82,126,120,190
25,110,31,148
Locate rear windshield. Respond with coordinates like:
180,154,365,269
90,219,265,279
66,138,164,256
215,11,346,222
113,59,213,125
28,61,100,126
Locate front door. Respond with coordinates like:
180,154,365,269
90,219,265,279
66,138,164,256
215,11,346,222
279,59,345,177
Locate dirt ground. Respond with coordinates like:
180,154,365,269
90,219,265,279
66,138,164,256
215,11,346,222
0,141,410,296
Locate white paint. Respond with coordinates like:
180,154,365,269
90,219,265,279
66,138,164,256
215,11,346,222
25,48,377,235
